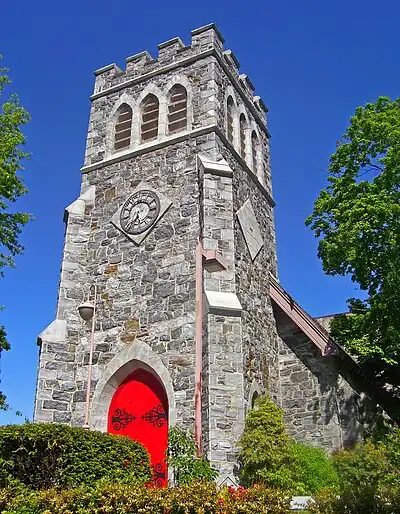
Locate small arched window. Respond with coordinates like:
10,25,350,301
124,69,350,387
114,104,132,151
168,85,187,134
141,94,159,142
251,391,259,409
227,96,234,143
251,131,260,172
239,114,247,159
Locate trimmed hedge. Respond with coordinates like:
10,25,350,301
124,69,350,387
0,423,151,490
0,481,292,513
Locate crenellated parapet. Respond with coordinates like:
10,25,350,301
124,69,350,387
92,23,267,126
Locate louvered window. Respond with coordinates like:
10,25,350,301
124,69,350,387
168,85,187,134
114,104,132,151
227,96,234,143
251,131,259,172
239,114,247,159
141,94,159,142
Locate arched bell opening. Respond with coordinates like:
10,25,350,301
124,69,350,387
107,367,169,487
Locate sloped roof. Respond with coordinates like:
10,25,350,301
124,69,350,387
269,274,337,356
269,274,400,425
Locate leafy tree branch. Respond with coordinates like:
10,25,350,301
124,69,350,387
0,55,31,409
306,96,400,384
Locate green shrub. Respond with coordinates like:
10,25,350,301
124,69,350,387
307,487,338,514
167,426,218,485
309,484,400,514
238,395,293,488
378,426,400,483
329,440,389,511
0,481,292,513
332,440,387,495
219,484,291,513
288,442,339,495
0,423,151,490
309,431,400,513
238,395,339,494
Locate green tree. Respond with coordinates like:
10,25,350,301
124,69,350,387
306,97,400,384
332,441,387,496
0,56,31,409
310,435,400,513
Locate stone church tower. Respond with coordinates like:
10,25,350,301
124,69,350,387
34,24,390,484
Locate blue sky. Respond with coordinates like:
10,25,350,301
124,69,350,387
1,0,399,423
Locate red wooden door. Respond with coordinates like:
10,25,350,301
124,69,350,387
108,368,168,487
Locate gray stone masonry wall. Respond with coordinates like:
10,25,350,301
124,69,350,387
212,135,279,410
35,25,273,487
68,138,208,429
234,175,280,404
84,55,218,168
34,319,71,423
279,330,343,450
213,59,272,194
91,24,264,114
205,313,244,480
84,24,268,170
278,323,382,450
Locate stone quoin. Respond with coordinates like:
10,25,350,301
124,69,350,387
34,23,391,484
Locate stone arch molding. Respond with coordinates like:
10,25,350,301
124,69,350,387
237,107,252,168
105,92,136,156
224,85,238,149
164,74,194,133
90,340,176,432
105,77,194,158
134,82,164,143
249,123,264,185
246,379,263,414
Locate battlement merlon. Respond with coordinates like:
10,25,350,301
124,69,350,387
223,50,240,72
94,63,123,78
253,95,269,114
191,23,224,50
93,23,224,81
239,74,255,95
91,23,269,128
126,51,154,75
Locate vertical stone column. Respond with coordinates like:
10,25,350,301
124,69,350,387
34,186,95,424
34,319,70,423
198,154,245,484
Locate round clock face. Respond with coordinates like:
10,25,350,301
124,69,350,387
119,190,161,235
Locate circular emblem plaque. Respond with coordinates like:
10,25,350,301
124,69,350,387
119,190,161,235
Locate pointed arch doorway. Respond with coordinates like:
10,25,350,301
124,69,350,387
107,368,168,487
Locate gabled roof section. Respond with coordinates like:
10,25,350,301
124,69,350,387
269,273,400,425
269,273,337,356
